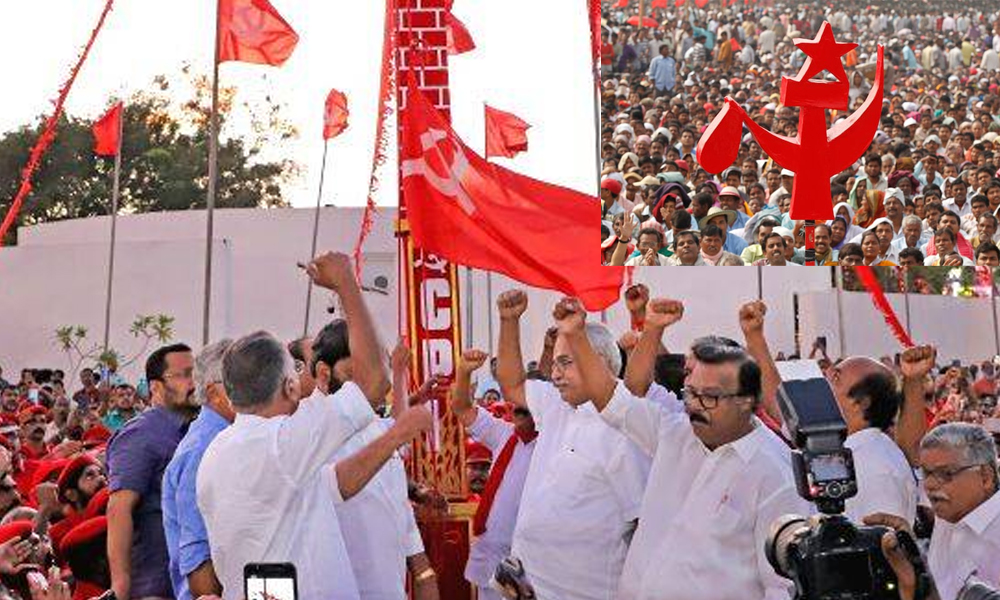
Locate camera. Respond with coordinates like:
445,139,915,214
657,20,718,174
765,361,901,600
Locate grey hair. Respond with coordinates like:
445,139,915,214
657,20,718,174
921,423,998,471
194,339,233,406
902,215,923,229
222,331,296,410
585,323,623,377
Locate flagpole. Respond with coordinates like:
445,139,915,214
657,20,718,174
102,102,124,354
303,139,330,337
202,0,223,347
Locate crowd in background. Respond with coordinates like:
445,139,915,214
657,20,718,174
600,0,1000,267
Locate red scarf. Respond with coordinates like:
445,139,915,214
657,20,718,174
472,429,537,536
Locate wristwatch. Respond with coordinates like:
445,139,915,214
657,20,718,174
414,567,436,583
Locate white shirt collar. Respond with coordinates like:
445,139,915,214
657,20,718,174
961,489,1000,535
844,426,885,449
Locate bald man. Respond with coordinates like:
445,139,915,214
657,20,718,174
826,357,919,525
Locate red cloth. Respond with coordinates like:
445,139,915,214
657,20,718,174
323,89,349,140
400,76,624,311
924,233,974,260
217,0,299,66
49,511,85,560
484,106,530,159
472,429,536,535
445,10,476,55
72,580,105,600
92,102,122,156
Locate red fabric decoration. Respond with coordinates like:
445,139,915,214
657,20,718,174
92,102,122,156
697,22,884,221
694,0,711,7
675,0,686,6
589,0,603,83
445,11,476,56
217,0,299,66
613,0,629,8
472,430,535,536
651,0,669,7
854,266,915,348
400,74,624,311
353,0,398,282
322,88,349,140
484,105,530,159
0,0,116,247
626,16,659,27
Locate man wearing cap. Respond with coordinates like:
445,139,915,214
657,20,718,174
700,207,748,256
49,454,107,555
18,406,50,461
769,169,795,207
62,516,111,600
718,186,750,229
601,178,626,218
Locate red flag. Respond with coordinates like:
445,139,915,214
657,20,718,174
484,105,530,159
675,0,685,6
613,0,629,8
651,0,668,7
323,89,349,140
92,102,122,157
217,0,299,66
445,13,476,55
400,80,623,311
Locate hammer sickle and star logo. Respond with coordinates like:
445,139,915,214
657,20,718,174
401,128,477,217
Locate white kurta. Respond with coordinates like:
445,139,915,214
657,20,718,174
843,427,919,525
928,490,1000,600
197,382,376,600
511,380,650,600
601,382,811,600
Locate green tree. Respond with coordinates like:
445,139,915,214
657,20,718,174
0,67,298,244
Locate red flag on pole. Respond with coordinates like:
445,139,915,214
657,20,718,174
93,102,123,156
445,13,475,55
217,0,299,66
484,105,530,159
651,0,668,8
323,89,349,140
400,79,623,312
613,0,629,8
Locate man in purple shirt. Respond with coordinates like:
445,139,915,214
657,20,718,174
108,343,198,600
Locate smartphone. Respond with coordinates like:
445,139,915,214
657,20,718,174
245,563,297,600
816,336,827,352
27,389,39,404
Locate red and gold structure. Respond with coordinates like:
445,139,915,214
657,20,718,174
395,0,474,597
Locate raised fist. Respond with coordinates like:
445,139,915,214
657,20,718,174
899,345,937,380
739,301,767,335
645,298,684,329
624,284,650,314
300,252,354,291
497,290,528,320
459,349,489,373
552,297,586,335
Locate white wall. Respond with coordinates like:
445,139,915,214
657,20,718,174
2,208,998,385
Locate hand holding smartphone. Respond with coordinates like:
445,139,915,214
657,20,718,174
245,563,297,600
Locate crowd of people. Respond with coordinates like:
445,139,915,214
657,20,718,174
600,0,1000,267
1,252,1000,599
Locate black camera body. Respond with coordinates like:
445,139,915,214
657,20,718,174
767,363,900,600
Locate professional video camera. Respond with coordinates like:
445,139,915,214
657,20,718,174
765,361,920,600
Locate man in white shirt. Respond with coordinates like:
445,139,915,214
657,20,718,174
918,424,1000,600
890,216,929,258
450,348,537,600
495,290,650,600
309,318,436,600
196,253,432,600
570,296,810,600
942,177,974,219
825,357,918,524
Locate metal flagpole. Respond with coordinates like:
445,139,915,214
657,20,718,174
465,267,474,349
486,272,494,352
102,102,125,353
202,0,223,346
756,264,763,300
303,139,330,337
835,266,846,358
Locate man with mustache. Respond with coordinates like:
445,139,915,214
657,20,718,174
496,290,649,600
18,406,50,460
107,343,196,600
577,296,810,600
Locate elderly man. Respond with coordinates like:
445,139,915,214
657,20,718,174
162,339,235,600
972,213,999,250
824,356,918,524
309,318,438,600
108,343,196,600
577,297,809,600
700,225,744,265
917,424,998,600
890,215,927,258
495,290,649,600
700,207,748,255
196,253,432,600
718,186,750,229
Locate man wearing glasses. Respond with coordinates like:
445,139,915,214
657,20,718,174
107,342,195,600
920,423,1000,600
569,296,810,600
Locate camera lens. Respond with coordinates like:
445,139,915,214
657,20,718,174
765,515,807,578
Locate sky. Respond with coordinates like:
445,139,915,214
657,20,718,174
0,0,597,209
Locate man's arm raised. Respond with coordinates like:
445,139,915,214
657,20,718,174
452,350,488,428
496,290,529,408
896,345,936,466
624,298,684,398
552,298,617,411
739,300,783,426
302,252,390,406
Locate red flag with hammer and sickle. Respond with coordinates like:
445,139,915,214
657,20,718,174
218,0,299,66
400,78,623,312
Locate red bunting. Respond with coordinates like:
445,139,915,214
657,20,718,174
445,0,475,55
93,102,123,156
400,75,623,311
322,89,349,140
854,266,915,348
217,0,299,66
484,105,530,159
0,0,116,247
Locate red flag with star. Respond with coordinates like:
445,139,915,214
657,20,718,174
484,105,530,159
218,0,299,66
92,102,123,156
401,79,623,311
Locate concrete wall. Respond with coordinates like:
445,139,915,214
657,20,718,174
2,208,997,384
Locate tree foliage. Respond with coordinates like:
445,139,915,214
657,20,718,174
0,67,299,244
